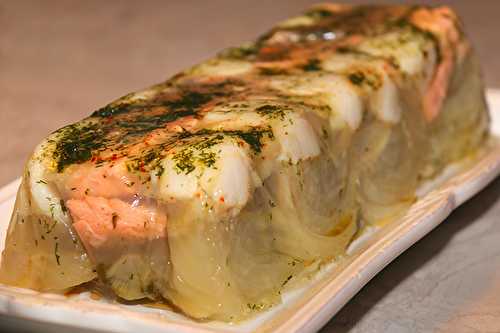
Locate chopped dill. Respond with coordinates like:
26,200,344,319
282,275,293,286
54,242,61,265
60,199,67,215
256,104,286,120
301,58,321,71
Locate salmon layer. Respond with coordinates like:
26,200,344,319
0,4,489,321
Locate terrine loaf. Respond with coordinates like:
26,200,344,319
0,4,489,321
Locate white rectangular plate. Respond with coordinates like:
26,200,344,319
1,90,500,333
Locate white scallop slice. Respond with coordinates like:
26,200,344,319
323,55,403,124
369,73,402,124
269,74,363,130
273,112,321,164
200,100,285,183
325,78,364,130
356,30,437,78
252,138,281,182
157,158,198,202
322,53,367,73
155,138,263,214
199,143,257,211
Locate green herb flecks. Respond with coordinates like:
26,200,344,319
347,70,382,89
172,149,196,174
348,72,365,86
172,133,224,174
54,86,224,172
219,43,259,60
165,91,214,112
117,109,197,136
171,128,273,174
256,104,287,120
54,242,61,265
247,303,266,311
155,164,165,177
198,150,217,169
233,130,272,154
92,104,132,118
301,58,321,72
52,122,108,172
259,67,288,76
282,274,293,286
60,199,68,215
114,91,220,136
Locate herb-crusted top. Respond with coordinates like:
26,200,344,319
34,3,467,211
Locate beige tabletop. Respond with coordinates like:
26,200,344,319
1,1,500,332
